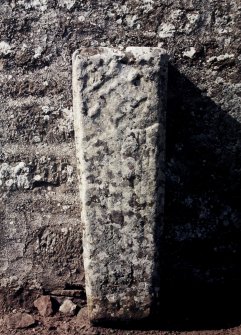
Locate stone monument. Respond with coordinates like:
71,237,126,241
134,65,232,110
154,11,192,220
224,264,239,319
72,47,168,323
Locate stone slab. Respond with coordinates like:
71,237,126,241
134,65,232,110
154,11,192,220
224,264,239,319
72,47,168,323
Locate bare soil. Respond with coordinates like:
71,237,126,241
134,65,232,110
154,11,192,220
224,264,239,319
1,307,241,335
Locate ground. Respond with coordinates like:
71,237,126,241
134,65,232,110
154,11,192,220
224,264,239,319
1,307,241,335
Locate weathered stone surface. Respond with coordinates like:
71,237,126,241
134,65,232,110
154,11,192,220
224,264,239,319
0,0,241,320
59,299,77,315
34,295,54,316
73,47,168,322
5,312,35,329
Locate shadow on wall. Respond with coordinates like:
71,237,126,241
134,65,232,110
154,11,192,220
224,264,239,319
159,64,241,330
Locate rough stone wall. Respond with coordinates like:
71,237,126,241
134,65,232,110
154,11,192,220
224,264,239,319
0,0,241,317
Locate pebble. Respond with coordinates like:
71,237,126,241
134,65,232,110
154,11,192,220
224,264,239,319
59,299,77,316
34,295,54,316
5,312,35,329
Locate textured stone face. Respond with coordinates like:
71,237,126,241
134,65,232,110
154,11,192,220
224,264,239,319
0,0,240,320
73,47,168,323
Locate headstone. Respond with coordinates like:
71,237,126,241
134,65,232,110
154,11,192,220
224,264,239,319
72,47,168,323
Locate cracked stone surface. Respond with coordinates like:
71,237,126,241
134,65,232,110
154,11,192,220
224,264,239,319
73,47,168,323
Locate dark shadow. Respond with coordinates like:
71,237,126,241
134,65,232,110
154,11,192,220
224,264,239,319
158,64,241,330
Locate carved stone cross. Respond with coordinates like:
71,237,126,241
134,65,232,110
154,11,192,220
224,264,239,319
72,47,168,324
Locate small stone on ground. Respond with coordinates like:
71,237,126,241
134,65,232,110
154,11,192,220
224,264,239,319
34,295,54,316
59,299,77,315
5,312,35,329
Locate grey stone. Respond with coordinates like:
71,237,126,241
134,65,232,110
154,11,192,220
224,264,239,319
72,47,168,323
59,299,77,315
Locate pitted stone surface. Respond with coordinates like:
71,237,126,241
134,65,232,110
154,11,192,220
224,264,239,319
73,47,167,323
